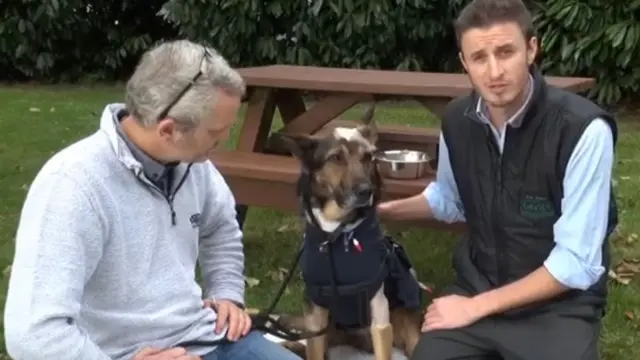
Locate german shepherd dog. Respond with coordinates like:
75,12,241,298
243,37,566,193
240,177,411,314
275,105,425,360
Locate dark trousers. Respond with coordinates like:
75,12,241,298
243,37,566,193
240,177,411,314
410,303,601,360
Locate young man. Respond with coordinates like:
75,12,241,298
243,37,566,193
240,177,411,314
378,1,617,359
4,40,302,360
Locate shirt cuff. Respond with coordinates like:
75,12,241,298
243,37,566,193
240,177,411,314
422,182,464,223
543,245,605,290
208,288,245,307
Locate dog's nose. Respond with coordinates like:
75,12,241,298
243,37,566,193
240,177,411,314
355,183,373,198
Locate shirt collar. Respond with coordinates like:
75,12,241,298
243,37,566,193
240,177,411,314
475,73,535,128
112,107,175,183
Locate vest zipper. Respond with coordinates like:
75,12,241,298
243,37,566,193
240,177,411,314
467,112,510,286
488,137,508,286
168,164,193,225
495,159,508,285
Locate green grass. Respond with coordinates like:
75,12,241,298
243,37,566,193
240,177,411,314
0,86,639,359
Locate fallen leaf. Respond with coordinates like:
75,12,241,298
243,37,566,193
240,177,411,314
615,260,640,275
244,307,260,315
608,269,631,285
624,311,635,321
244,276,260,288
49,107,55,112
608,259,639,286
29,107,41,112
612,226,624,241
268,267,289,281
620,176,631,180
2,265,11,278
277,224,289,233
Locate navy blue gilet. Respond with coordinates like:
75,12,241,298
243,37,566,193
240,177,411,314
300,212,423,329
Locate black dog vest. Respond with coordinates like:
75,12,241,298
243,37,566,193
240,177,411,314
300,212,423,330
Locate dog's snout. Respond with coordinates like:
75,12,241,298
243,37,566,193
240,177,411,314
355,183,373,198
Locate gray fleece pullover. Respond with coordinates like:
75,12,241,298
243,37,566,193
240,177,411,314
3,104,246,359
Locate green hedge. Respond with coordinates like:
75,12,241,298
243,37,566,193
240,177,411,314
2,0,638,105
0,0,176,82
532,0,640,104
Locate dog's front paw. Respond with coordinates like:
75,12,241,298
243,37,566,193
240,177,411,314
281,341,308,359
343,329,375,354
276,314,309,332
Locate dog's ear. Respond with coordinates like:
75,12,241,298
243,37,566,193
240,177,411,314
357,104,377,145
277,133,319,162
361,103,375,125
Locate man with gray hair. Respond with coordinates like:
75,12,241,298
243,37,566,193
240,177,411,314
3,40,302,360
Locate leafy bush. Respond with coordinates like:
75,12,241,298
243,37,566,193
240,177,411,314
160,0,640,104
0,0,176,82
533,0,640,104
159,0,466,72
1,0,638,104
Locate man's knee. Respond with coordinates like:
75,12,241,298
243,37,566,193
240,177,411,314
495,311,601,360
235,331,302,360
410,328,495,360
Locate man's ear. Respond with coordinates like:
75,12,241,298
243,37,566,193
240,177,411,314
458,51,468,73
156,118,178,141
277,133,318,162
527,36,538,66
357,104,377,145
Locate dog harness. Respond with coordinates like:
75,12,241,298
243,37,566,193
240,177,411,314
300,211,423,330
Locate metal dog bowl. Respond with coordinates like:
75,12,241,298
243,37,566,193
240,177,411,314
375,149,432,180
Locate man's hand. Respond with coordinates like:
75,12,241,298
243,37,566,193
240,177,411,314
421,295,484,332
205,298,252,341
132,346,201,360
377,201,395,220
376,194,437,222
377,201,392,214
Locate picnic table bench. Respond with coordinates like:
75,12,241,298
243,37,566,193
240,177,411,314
209,65,595,232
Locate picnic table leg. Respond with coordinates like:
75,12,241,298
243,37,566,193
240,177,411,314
414,96,453,164
261,89,307,155
274,89,306,124
235,205,249,228
233,87,277,229
414,96,452,120
264,92,371,155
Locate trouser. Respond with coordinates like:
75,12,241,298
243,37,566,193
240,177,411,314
410,303,601,360
201,330,302,360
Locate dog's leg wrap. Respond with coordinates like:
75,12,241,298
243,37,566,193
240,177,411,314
371,323,394,360
304,305,329,360
305,336,327,360
370,285,393,360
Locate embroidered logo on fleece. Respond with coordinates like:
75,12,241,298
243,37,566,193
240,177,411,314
189,213,201,229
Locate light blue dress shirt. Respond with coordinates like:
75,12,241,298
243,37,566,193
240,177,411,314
422,78,615,290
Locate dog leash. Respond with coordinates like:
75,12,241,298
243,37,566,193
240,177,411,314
176,219,348,348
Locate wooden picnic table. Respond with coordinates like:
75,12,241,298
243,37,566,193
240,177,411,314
209,65,595,231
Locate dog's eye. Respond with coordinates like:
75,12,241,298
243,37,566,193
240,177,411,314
362,152,373,162
328,153,342,162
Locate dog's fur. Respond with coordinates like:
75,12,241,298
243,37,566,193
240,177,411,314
276,105,424,360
